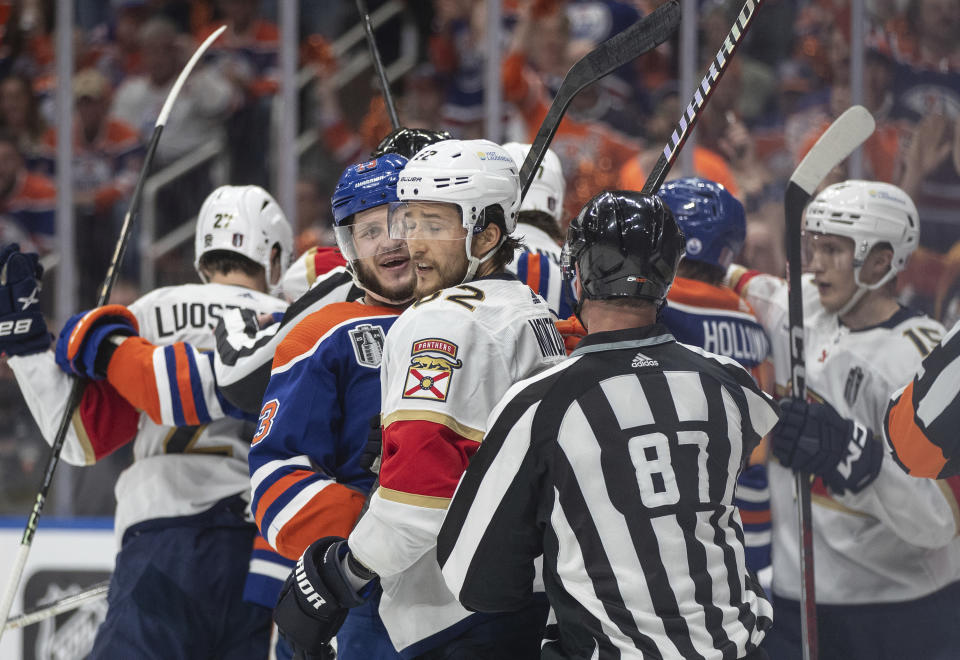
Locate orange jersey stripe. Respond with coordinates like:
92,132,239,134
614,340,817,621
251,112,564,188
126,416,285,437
272,486,365,560
106,337,164,424
172,343,200,426
272,302,399,370
738,509,771,525
887,382,948,478
525,254,542,291
254,470,315,529
668,277,754,314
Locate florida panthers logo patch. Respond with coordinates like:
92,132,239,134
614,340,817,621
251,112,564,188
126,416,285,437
349,323,385,368
403,338,463,402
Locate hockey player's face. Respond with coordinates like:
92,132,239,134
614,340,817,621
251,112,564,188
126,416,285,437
390,201,469,296
350,206,416,302
804,232,857,312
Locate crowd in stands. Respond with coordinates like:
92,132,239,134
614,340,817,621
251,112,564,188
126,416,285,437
0,0,959,514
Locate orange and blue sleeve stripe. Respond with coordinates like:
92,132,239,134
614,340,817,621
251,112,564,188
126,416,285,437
734,463,771,573
243,533,296,608
515,251,574,319
248,304,396,559
106,337,252,427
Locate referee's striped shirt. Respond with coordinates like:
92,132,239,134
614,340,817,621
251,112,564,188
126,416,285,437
438,323,780,660
886,320,960,479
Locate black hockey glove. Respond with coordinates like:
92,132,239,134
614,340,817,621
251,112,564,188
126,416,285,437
274,536,373,656
359,414,382,476
0,243,51,357
772,398,883,495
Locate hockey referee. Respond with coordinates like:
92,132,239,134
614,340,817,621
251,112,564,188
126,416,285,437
437,190,780,659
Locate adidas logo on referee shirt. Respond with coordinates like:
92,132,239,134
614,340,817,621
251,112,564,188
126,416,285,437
631,352,659,368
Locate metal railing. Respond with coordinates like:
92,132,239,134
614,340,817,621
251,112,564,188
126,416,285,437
138,0,412,290
138,137,227,290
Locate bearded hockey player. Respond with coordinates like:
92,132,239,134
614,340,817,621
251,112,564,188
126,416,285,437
0,185,292,658
502,142,576,320
657,177,774,577
251,154,414,659
212,127,452,415
272,139,566,659
726,180,960,659
438,190,777,660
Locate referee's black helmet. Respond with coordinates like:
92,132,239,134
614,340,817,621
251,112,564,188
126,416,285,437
370,127,452,159
562,190,685,305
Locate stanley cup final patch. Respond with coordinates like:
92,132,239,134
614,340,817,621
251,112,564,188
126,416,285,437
349,323,386,368
403,338,463,402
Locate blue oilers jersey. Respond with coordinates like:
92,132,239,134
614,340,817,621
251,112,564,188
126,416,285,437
249,302,401,560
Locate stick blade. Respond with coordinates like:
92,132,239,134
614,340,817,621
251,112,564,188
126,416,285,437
518,0,680,198
790,105,875,195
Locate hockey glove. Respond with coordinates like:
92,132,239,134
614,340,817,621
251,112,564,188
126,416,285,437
54,305,139,380
360,414,382,475
0,243,51,357
555,316,586,355
772,398,883,495
274,536,373,656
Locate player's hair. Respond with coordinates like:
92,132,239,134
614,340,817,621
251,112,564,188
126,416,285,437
480,204,525,272
677,259,726,286
597,297,658,312
198,250,264,278
518,209,564,243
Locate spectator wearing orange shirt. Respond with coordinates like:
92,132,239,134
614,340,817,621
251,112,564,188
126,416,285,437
504,1,644,224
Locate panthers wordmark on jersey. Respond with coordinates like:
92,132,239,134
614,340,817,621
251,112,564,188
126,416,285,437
348,274,566,655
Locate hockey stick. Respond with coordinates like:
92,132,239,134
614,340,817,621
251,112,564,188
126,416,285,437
641,0,763,194
356,0,400,129
0,26,227,645
784,104,875,660
519,0,680,201
3,580,109,632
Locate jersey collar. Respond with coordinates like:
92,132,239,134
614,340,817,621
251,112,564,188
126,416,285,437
570,323,675,357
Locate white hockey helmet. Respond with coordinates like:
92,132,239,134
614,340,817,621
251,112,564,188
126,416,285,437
804,180,919,290
502,142,566,225
393,139,521,281
194,185,294,294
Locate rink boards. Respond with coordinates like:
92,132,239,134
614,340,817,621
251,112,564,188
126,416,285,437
0,518,114,660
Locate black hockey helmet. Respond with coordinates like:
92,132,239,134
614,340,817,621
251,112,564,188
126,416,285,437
370,127,452,160
562,190,685,305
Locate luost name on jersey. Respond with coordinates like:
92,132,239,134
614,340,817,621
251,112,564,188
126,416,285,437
702,319,769,363
154,302,256,338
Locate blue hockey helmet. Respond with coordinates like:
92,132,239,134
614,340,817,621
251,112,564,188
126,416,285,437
657,177,745,269
331,153,408,227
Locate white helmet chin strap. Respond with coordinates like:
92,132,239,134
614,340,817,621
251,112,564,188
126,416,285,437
461,230,505,284
838,262,897,318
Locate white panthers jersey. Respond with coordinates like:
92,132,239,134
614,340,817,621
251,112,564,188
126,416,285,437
349,274,566,653
738,272,960,604
11,283,286,544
